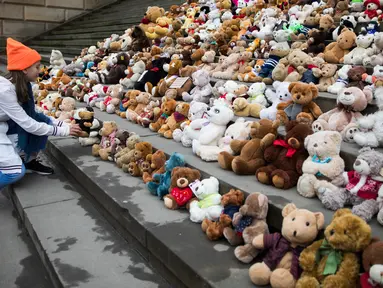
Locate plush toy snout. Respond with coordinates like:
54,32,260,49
177,177,189,188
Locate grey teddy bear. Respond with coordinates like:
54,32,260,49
319,147,383,222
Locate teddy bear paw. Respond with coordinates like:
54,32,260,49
312,122,325,133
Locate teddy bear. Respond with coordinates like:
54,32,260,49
297,131,345,199
296,209,371,288
124,142,153,176
347,66,367,90
360,239,383,288
260,81,292,120
55,97,76,122
149,97,177,132
221,193,269,264
216,80,239,106
327,64,352,95
92,121,119,161
158,102,190,139
353,85,383,147
358,0,382,22
218,119,279,175
332,0,350,22
303,28,327,55
126,91,151,123
105,53,131,84
272,49,311,83
136,100,161,128
276,82,322,126
114,134,141,168
212,53,240,80
256,121,313,189
195,118,253,162
232,98,263,118
191,101,234,155
201,189,245,241
312,87,373,141
343,30,374,65
119,60,146,89
188,177,223,223
363,32,383,67
98,84,124,114
249,203,325,288
247,82,268,107
141,150,166,183
198,50,216,72
140,6,165,32
319,147,383,222
323,28,357,64
182,69,212,104
314,63,338,92
253,41,290,84
174,66,197,99
49,50,66,76
75,109,102,147
163,167,201,210
173,102,209,147
135,57,170,92
147,152,186,199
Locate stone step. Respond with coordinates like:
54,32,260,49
50,25,127,35
29,39,108,48
37,32,114,41
8,153,171,288
30,46,80,58
47,137,265,288
52,105,383,239
59,17,141,29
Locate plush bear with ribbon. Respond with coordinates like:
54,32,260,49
296,209,371,288
158,102,190,139
92,121,119,161
149,97,177,132
249,203,325,288
256,121,313,190
360,238,383,288
147,152,186,199
124,142,153,176
163,167,201,210
319,147,383,222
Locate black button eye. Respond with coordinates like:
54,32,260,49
292,217,295,221
306,222,310,226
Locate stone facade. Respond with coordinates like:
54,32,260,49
0,0,116,47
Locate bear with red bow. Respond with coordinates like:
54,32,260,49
255,121,313,189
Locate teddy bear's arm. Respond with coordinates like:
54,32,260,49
307,102,323,119
279,57,289,66
358,113,377,130
251,234,265,249
263,145,280,162
199,130,220,145
323,253,359,286
230,140,249,154
261,133,277,150
277,100,293,111
299,240,323,272
321,157,345,179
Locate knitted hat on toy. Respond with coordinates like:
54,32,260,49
6,38,41,71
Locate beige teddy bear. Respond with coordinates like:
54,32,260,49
323,28,356,64
313,63,338,92
56,97,76,122
232,97,263,118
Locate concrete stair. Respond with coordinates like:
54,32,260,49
7,152,172,288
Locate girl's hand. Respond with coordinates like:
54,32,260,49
69,124,83,136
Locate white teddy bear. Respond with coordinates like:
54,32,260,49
120,60,146,89
247,82,268,107
358,0,382,22
192,100,235,156
189,177,223,223
327,65,352,95
252,15,276,39
363,32,383,66
49,50,66,76
343,31,374,65
182,69,213,103
204,9,221,30
195,118,252,162
354,86,383,147
260,81,291,120
84,84,108,107
173,102,209,147
217,80,238,105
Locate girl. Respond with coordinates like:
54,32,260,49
0,38,82,189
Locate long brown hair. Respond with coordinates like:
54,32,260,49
6,71,29,103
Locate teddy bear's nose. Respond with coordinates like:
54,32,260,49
296,95,301,100
330,229,335,236
355,160,361,166
293,231,297,237
179,179,185,185
314,143,318,147
344,91,351,95
207,107,210,111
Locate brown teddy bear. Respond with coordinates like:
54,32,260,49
201,189,245,241
140,6,165,32
115,90,139,118
314,63,338,92
333,0,350,22
124,142,153,176
158,102,190,139
92,121,119,161
256,121,313,190
149,97,177,132
174,66,198,99
232,97,263,118
127,91,151,123
115,134,141,168
277,82,322,125
191,48,205,66
142,150,166,183
347,66,367,90
360,238,383,287
148,59,183,97
218,119,279,175
296,209,372,288
249,203,325,288
323,28,356,64
272,49,311,83
163,167,201,210
223,193,269,264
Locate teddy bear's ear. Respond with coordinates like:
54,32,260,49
272,120,280,129
288,82,297,93
309,84,319,99
192,169,201,180
314,212,325,230
282,203,297,217
171,167,180,177
328,131,342,146
304,133,311,149
332,208,352,219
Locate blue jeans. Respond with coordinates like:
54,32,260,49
0,164,25,190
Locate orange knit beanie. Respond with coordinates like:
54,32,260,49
6,38,41,71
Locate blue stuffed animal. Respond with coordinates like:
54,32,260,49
147,152,186,198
